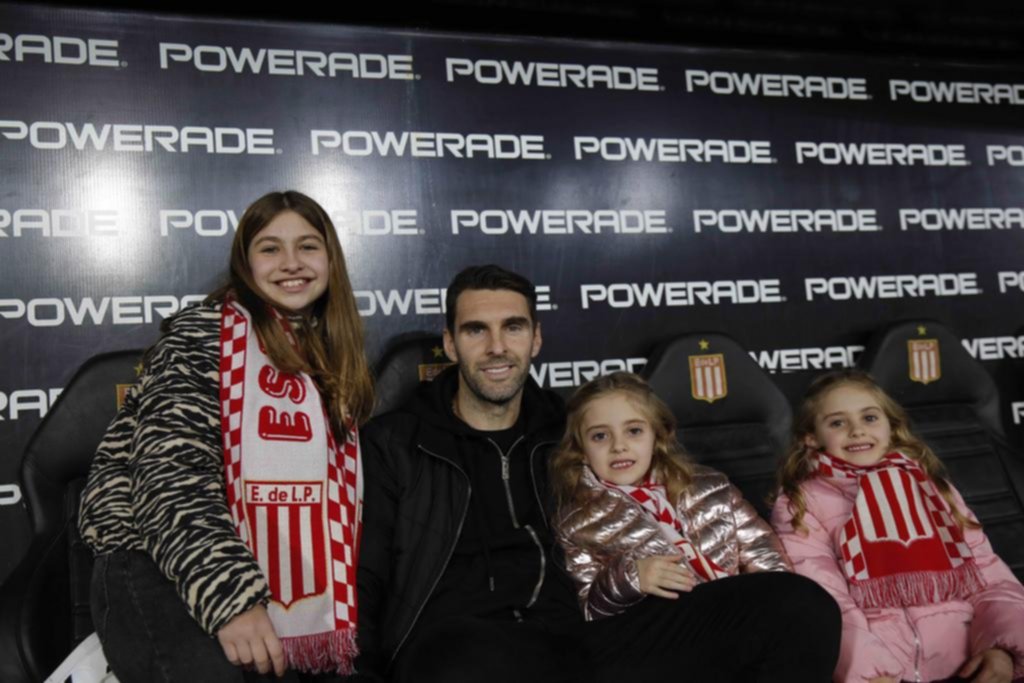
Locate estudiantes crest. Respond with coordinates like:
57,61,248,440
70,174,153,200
907,339,941,385
689,353,727,403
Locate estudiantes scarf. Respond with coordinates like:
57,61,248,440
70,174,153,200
603,478,730,583
815,450,983,609
219,300,361,674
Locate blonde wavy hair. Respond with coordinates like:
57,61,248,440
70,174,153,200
778,369,977,532
550,372,693,514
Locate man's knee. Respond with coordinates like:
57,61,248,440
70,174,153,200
762,573,841,648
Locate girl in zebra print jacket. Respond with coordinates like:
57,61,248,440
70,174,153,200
80,191,374,682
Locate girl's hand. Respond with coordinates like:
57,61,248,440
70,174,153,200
959,648,1014,683
636,553,698,599
866,678,897,683
216,604,286,677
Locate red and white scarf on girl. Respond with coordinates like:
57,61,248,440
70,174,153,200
602,478,730,583
219,300,361,674
815,450,984,609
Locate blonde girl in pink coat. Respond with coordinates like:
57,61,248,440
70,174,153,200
772,370,1024,683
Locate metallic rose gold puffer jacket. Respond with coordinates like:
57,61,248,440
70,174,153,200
557,465,792,620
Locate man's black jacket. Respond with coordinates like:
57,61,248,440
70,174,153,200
355,366,568,678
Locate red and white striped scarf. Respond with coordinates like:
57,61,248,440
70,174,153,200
219,301,361,674
603,479,730,583
815,450,983,609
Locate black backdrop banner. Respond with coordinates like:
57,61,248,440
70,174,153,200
2,2,1024,580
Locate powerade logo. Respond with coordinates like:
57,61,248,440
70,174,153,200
580,280,783,310
159,43,414,79
685,70,868,100
1,388,63,421
0,33,119,67
693,209,879,233
803,273,981,301
0,121,275,154
0,296,205,327
795,142,968,166
987,146,1024,166
445,58,660,91
997,272,1024,293
889,80,1024,105
355,286,554,316
898,208,1024,231
574,137,772,163
0,209,120,237
450,210,669,235
749,346,863,374
962,336,1024,361
530,358,648,389
311,130,546,159
160,209,420,236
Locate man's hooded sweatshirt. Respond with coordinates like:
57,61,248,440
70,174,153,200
356,366,579,675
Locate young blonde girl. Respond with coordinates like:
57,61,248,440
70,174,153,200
551,372,842,683
773,369,1024,683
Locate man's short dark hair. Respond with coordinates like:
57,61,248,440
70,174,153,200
445,265,537,333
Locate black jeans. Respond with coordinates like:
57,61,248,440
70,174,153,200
393,572,840,683
92,550,352,683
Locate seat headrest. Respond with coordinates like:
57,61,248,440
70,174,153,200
859,320,1002,435
372,333,449,416
22,349,143,486
642,333,792,456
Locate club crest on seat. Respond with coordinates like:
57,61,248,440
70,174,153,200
907,338,941,385
689,351,728,403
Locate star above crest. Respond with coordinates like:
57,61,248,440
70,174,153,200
698,339,710,350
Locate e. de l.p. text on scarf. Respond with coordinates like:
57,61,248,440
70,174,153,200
219,300,361,674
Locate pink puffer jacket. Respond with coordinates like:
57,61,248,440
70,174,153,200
772,476,1024,683
557,465,792,620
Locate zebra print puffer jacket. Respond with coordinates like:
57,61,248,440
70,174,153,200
79,302,270,635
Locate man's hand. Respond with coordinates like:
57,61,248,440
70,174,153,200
217,604,286,677
636,554,698,599
959,648,1014,683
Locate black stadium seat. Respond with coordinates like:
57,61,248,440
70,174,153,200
0,349,143,683
642,333,791,518
372,333,449,417
859,320,1024,582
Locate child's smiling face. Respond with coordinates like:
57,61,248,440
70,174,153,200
806,383,893,466
580,392,655,486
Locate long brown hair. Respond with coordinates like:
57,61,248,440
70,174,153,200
208,190,374,436
551,372,693,514
778,369,977,532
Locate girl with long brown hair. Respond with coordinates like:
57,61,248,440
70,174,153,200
80,191,374,682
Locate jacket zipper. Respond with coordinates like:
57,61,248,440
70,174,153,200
391,444,471,663
491,436,525,528
907,608,922,682
490,436,547,609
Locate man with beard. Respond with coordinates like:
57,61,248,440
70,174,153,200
354,265,840,683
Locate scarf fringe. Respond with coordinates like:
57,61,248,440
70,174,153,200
281,628,359,675
851,561,985,609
